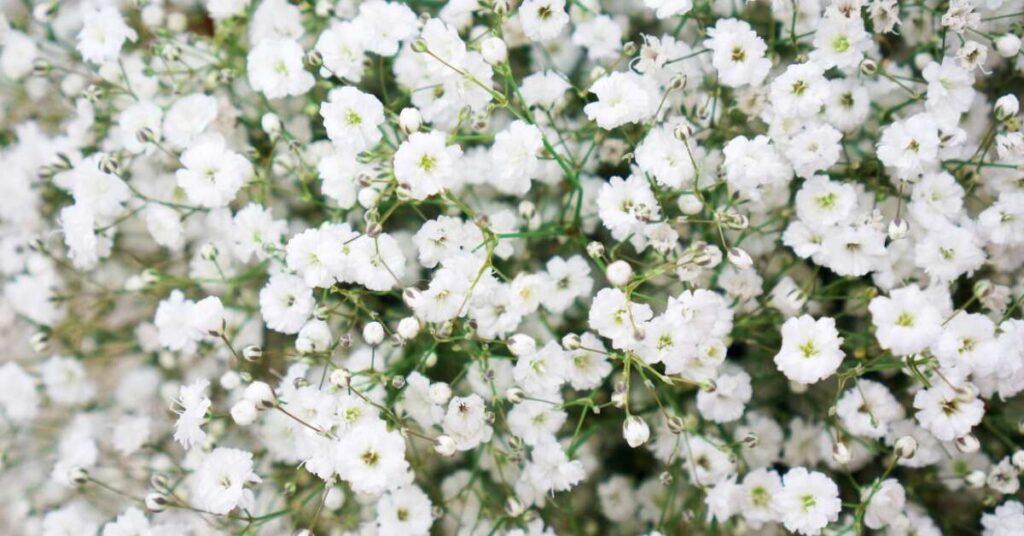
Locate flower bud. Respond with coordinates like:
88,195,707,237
200,242,219,261
622,416,650,448
860,59,878,76
887,217,909,240
996,34,1022,58
69,466,89,486
397,107,422,135
428,382,452,405
397,317,420,340
561,333,581,351
586,241,605,259
894,435,918,459
973,279,994,300
606,260,632,287
304,50,323,69
145,492,169,512
434,435,456,456
220,370,241,390
505,496,525,517
411,39,428,53
481,37,508,65
403,287,422,307
244,381,276,409
832,441,852,465
231,399,258,426
30,331,49,353
242,345,262,362
666,415,686,434
677,193,703,215
330,368,352,388
98,154,120,175
492,0,511,15
261,113,282,137
505,387,524,403
362,321,385,345
995,95,1020,121
727,247,753,270
966,469,986,489
955,433,980,454
507,333,536,356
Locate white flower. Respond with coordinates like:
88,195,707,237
869,285,943,356
588,288,653,350
774,315,845,385
644,0,693,19
176,134,253,208
355,0,418,57
520,71,571,108
864,479,906,529
877,114,941,180
490,120,543,195
0,363,39,422
76,6,137,64
246,38,315,99
442,394,494,450
172,379,211,449
774,467,842,535
519,0,570,43
769,62,830,118
192,448,261,514
584,72,660,130
41,356,94,406
738,468,783,528
934,312,1001,377
982,500,1024,536
696,369,752,423
259,273,315,334
913,382,985,441
836,380,905,439
572,15,622,61
723,135,792,202
394,131,463,200
207,0,251,20
622,416,651,448
337,419,410,495
705,19,771,88
377,486,433,535
811,12,869,69
321,87,385,153
163,93,219,149
315,21,367,82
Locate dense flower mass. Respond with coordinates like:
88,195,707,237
2,0,1024,535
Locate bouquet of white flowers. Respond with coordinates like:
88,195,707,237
1,0,1023,534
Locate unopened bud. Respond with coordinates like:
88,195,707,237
98,154,120,175
561,333,581,351
832,441,852,465
507,333,536,356
955,434,980,454
894,435,917,459
304,50,323,69
330,368,352,388
145,492,169,512
434,435,456,456
30,331,49,353
727,247,753,270
242,345,262,362
606,260,632,287
888,218,909,240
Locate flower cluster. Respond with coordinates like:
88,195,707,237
1,0,1024,535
